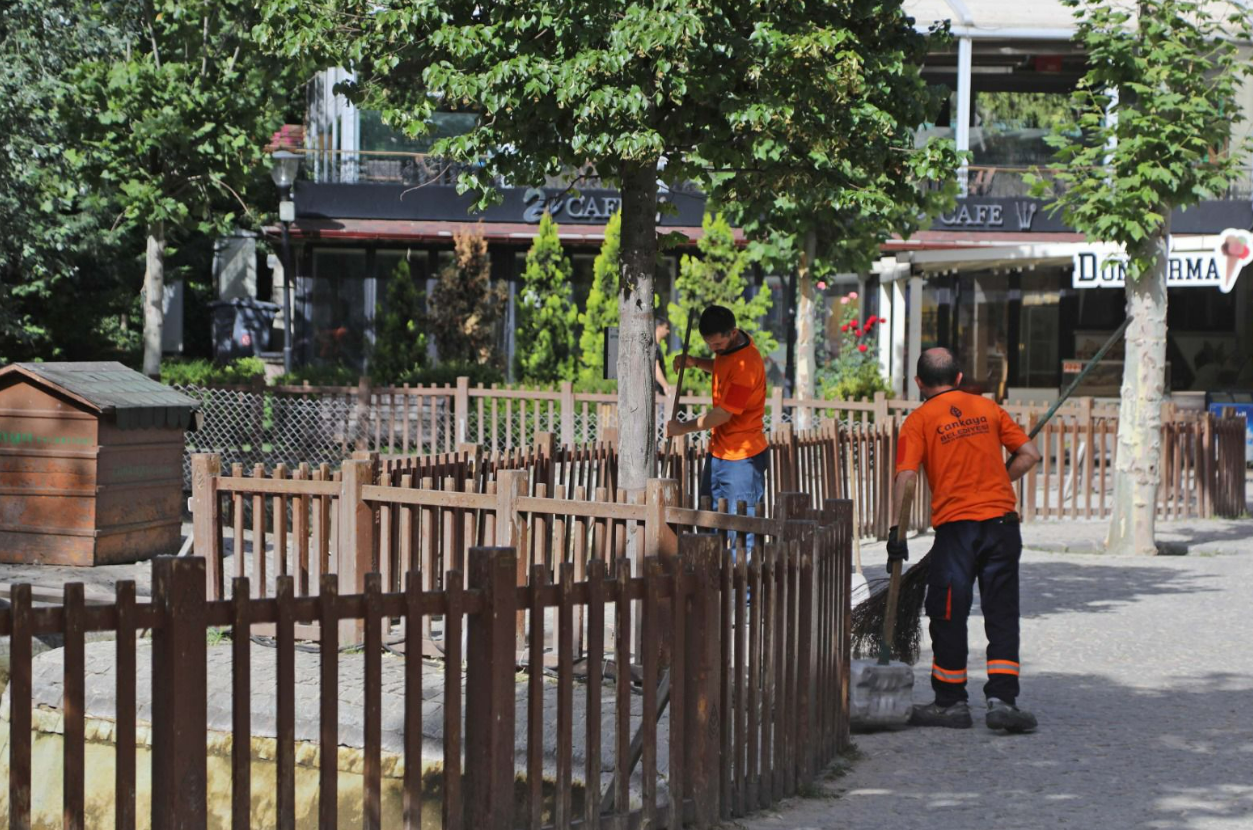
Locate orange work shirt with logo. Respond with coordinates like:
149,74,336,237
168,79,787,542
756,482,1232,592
710,336,768,461
895,390,1030,527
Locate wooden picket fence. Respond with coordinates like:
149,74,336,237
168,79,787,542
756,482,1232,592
0,493,853,829
191,410,1245,611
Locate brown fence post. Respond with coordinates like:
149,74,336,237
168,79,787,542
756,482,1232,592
535,431,556,491
560,381,576,447
151,556,208,830
645,479,680,559
190,453,223,600
338,458,376,644
681,532,722,827
455,376,471,445
355,376,373,452
873,391,889,424
495,468,525,550
771,385,785,431
465,546,519,830
646,478,680,665
776,491,811,526
495,468,527,645
784,519,818,788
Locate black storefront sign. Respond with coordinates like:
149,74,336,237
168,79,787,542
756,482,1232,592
934,198,1067,233
933,196,1252,235
296,181,707,227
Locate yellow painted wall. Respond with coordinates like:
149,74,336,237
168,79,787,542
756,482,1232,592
0,709,445,829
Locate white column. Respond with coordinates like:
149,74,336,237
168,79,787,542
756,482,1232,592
956,36,973,194
337,67,360,184
878,278,892,383
907,276,924,401
890,279,907,398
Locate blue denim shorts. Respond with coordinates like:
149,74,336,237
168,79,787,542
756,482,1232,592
699,450,769,550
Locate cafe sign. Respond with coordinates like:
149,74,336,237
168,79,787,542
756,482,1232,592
1072,229,1253,293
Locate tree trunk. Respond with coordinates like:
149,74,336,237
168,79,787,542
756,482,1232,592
142,221,166,379
1106,222,1169,555
794,229,818,429
616,162,660,495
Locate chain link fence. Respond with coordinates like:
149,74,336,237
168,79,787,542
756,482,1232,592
176,385,360,488
177,383,822,489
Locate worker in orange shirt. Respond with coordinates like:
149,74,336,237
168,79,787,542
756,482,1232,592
891,347,1042,733
665,305,768,549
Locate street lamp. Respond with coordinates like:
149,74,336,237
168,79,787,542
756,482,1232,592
270,150,300,373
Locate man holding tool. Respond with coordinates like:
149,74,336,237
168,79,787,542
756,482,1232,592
665,305,768,546
890,347,1042,732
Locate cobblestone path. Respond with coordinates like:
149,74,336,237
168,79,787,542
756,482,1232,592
736,519,1253,830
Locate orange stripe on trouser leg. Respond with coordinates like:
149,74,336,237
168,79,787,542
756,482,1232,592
931,662,967,683
987,660,1020,676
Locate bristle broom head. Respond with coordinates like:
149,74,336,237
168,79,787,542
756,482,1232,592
851,552,931,665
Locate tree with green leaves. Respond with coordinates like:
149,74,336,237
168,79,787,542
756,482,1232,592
515,212,578,385
427,227,507,367
668,212,776,391
709,20,960,420
1035,0,1253,555
370,259,427,384
62,0,307,377
576,211,622,391
255,0,956,493
0,0,134,361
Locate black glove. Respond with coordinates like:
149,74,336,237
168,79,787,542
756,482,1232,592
886,525,908,573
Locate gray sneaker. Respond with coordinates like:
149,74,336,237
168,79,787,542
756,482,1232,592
986,698,1037,733
908,700,973,729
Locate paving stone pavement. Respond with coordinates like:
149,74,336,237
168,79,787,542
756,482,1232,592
735,517,1253,830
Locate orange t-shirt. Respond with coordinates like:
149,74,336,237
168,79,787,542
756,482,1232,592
710,336,768,461
895,390,1030,527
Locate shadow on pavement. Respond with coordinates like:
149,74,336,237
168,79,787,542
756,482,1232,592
821,672,1253,830
1018,559,1222,619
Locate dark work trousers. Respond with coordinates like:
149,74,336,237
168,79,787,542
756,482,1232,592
925,516,1023,706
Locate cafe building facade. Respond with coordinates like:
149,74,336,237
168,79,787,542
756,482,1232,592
871,200,1253,406
258,69,735,378
869,0,1253,405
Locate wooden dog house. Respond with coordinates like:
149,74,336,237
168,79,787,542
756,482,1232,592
0,362,200,566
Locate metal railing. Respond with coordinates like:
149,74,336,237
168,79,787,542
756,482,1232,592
922,164,1253,200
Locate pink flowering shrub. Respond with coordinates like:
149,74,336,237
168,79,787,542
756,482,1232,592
819,292,891,401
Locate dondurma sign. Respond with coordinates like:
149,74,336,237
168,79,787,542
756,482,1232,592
1072,229,1253,293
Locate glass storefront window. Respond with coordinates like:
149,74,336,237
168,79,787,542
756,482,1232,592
920,277,952,351
1017,271,1063,389
376,249,430,311
359,110,478,155
971,92,1074,168
954,275,1013,395
307,249,369,368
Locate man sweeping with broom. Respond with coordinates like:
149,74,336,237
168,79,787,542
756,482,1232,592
891,347,1042,732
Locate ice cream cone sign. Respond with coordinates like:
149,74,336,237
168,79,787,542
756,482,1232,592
1219,228,1253,293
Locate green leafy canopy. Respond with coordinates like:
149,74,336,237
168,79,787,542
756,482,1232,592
254,0,959,221
66,0,310,237
669,212,777,388
1032,0,1253,278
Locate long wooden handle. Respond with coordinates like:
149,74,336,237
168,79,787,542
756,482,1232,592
662,309,699,479
880,474,915,664
1028,316,1131,441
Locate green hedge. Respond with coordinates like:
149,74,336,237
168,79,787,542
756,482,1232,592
160,357,266,386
